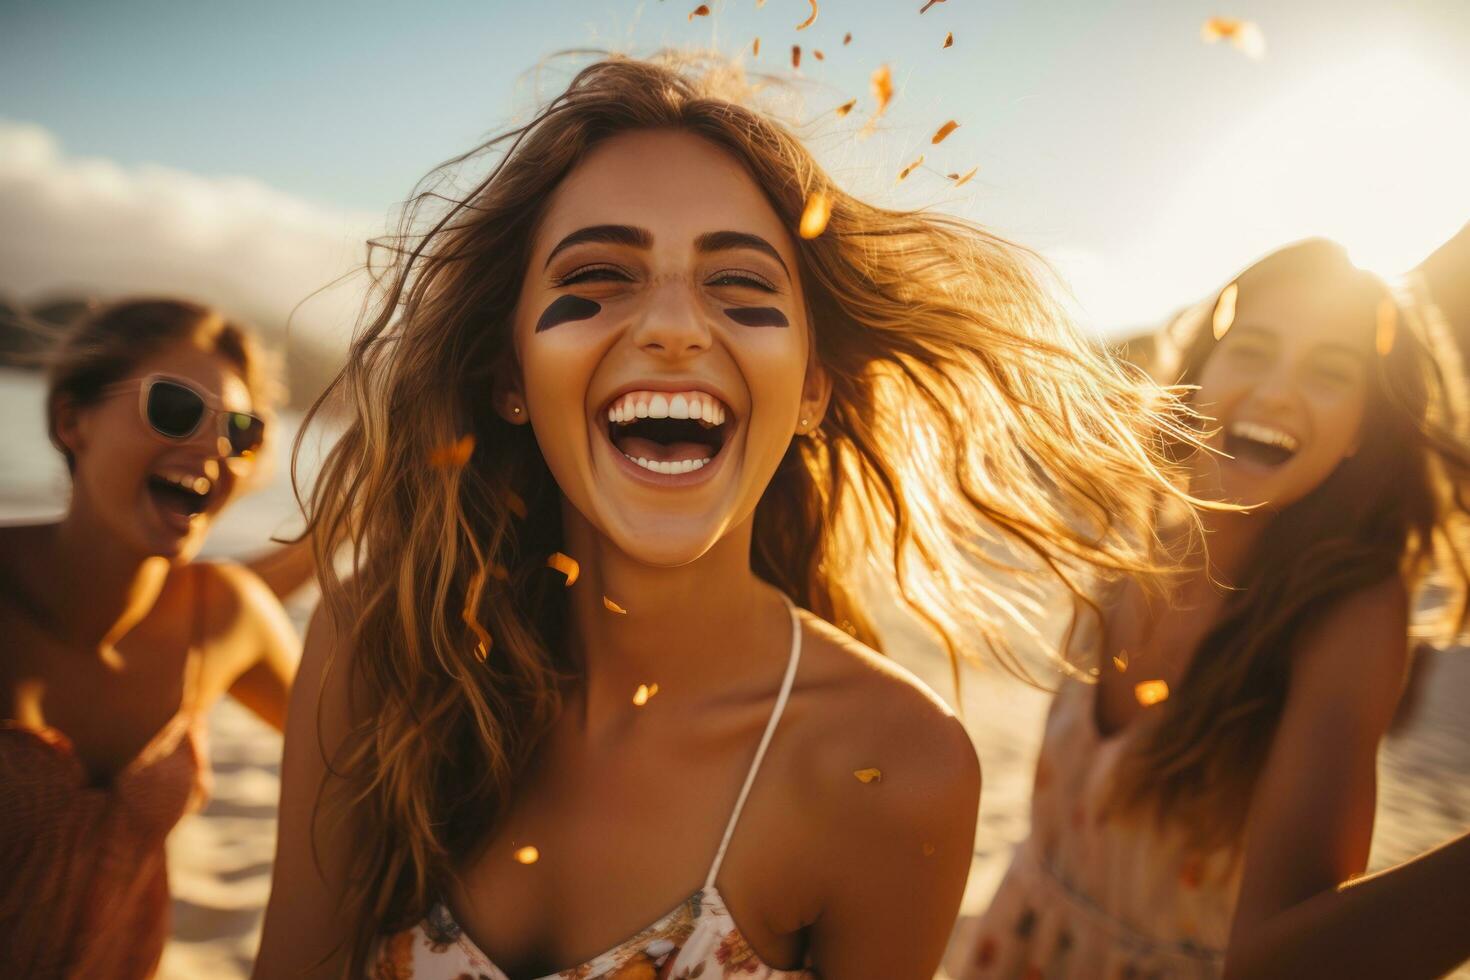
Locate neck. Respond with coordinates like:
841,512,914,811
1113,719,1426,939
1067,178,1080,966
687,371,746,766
1176,503,1270,596
559,506,791,738
47,497,173,653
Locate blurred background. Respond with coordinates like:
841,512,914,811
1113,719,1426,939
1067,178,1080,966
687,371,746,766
2,1,1467,976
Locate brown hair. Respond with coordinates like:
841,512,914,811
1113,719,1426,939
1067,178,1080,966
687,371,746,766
45,297,274,471
1110,238,1470,854
300,52,1206,973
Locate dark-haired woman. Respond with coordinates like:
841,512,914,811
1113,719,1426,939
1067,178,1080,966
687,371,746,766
0,299,299,979
955,239,1470,979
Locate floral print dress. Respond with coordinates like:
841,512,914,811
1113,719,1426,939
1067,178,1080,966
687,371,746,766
369,598,815,980
952,677,1243,980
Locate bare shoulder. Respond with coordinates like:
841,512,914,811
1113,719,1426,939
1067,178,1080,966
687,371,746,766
186,560,300,693
1289,575,1410,726
788,612,980,844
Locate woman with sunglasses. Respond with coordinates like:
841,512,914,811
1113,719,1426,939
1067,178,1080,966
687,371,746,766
0,298,299,979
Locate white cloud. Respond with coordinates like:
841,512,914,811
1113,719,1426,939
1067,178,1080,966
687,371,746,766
0,120,380,346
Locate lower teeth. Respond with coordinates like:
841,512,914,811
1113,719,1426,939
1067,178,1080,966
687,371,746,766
625,454,711,475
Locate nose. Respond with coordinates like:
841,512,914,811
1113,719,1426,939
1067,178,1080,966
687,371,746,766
627,278,712,358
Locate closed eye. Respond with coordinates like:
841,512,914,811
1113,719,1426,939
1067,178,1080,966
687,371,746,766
706,269,778,292
552,263,634,287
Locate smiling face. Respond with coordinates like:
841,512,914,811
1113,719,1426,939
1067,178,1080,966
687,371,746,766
1190,277,1374,510
59,332,260,562
507,129,828,566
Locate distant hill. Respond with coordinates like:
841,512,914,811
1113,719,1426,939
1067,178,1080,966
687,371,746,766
0,293,343,409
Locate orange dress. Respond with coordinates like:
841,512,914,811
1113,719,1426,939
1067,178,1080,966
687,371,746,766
0,581,212,979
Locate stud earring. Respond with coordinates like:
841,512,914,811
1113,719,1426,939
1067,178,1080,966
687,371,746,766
800,417,809,428
512,406,522,416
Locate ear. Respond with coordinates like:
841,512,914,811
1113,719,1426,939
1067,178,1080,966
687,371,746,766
490,356,529,425
798,354,833,435
50,393,87,459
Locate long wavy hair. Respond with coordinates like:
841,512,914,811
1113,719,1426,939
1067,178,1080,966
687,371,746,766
1108,238,1470,855
300,52,1205,973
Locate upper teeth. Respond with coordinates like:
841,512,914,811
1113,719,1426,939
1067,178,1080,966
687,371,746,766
1229,421,1299,453
607,390,728,426
158,471,211,495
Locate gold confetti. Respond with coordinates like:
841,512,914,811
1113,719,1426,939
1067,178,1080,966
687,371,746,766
632,682,660,706
463,566,493,660
843,31,852,45
428,434,474,469
854,767,883,784
860,64,894,138
931,119,960,144
835,98,857,117
513,845,539,864
943,31,954,48
1212,282,1238,340
1201,17,1266,60
948,166,978,187
504,489,527,519
546,551,579,587
603,595,628,614
1376,297,1396,357
1112,649,1130,672
688,4,710,20
752,36,760,56
795,0,817,31
919,0,946,11
813,49,825,61
1134,679,1170,707
897,155,925,181
791,44,801,69
799,191,832,239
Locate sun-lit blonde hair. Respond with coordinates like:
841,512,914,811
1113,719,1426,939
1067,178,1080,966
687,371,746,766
300,51,1202,973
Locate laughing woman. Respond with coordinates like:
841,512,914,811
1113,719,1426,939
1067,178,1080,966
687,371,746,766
254,54,1201,980
0,299,299,979
955,240,1470,979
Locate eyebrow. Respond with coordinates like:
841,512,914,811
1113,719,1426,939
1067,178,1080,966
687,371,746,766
1231,325,1366,362
542,225,789,275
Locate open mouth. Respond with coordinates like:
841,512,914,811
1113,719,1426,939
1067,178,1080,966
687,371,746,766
1224,420,1300,468
146,471,213,520
604,389,732,476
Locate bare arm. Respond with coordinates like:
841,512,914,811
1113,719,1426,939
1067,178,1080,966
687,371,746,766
1222,577,1468,979
245,537,319,602
209,562,300,733
253,603,359,978
807,712,982,979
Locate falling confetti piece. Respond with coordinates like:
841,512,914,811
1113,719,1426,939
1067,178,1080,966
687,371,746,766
1201,17,1266,60
1376,297,1396,356
463,566,493,661
688,4,710,20
1112,649,1130,672
799,191,832,238
854,767,883,784
843,32,852,45
835,98,857,117
931,120,959,144
813,49,824,61
514,845,539,864
922,842,937,856
546,551,579,587
860,64,894,138
752,36,760,56
1212,282,1239,340
504,489,527,519
632,682,661,706
428,434,474,469
795,0,817,30
948,166,978,187
919,0,946,11
791,44,801,69
603,595,628,614
1134,679,1170,707
943,31,954,48
897,155,925,181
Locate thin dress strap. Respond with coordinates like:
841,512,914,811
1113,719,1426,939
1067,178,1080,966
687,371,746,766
704,594,803,890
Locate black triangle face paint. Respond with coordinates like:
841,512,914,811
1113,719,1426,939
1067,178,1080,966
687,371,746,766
536,295,602,332
723,307,789,328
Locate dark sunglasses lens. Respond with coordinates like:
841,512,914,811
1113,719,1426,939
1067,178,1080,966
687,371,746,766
146,382,205,438
226,413,265,457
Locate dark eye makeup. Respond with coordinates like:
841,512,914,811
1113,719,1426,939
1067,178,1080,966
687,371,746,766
536,295,603,333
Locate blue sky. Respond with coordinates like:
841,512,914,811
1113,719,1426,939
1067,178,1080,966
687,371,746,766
3,0,1468,333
